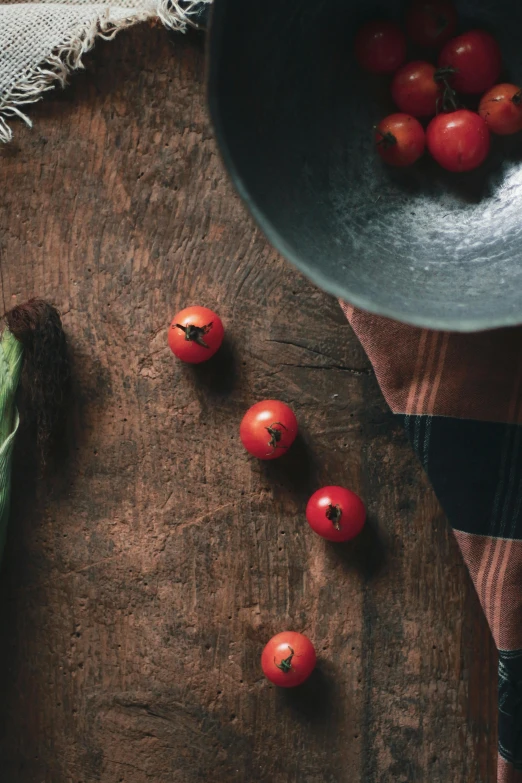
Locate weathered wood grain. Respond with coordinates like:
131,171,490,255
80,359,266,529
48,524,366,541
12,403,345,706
0,25,497,783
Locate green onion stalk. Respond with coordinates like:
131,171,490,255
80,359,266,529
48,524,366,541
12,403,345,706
0,300,69,562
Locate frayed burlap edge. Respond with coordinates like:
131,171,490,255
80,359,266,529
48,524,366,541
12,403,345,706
0,0,212,143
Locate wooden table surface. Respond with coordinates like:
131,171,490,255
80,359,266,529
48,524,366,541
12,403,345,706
0,25,498,783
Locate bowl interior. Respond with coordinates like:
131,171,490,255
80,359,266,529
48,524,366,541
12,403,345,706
208,0,522,331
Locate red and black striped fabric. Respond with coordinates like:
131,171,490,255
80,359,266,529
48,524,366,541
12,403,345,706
342,303,522,783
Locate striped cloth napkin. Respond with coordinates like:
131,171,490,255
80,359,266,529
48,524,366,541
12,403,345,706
342,303,522,783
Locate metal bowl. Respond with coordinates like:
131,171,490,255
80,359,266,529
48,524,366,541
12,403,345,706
207,0,522,331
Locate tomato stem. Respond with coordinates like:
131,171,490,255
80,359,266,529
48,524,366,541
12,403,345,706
326,503,343,531
266,422,288,452
376,131,397,149
433,67,461,113
275,646,295,673
176,322,213,348
434,66,458,84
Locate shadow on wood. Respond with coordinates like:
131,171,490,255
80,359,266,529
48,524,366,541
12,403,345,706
261,431,320,506
328,515,389,582
187,335,239,397
278,664,339,727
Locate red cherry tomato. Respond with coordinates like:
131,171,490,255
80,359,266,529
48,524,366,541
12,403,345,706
406,0,458,49
306,486,366,543
426,110,490,172
261,632,316,688
479,84,522,136
168,306,224,364
240,400,298,460
438,30,502,95
355,20,407,74
391,61,442,117
375,113,426,167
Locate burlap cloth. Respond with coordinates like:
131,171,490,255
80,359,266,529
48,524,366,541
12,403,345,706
0,0,211,142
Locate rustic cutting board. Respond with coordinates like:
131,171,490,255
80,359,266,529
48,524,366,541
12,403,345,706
0,24,496,783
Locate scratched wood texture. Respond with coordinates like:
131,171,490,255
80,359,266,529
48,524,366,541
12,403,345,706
0,25,498,783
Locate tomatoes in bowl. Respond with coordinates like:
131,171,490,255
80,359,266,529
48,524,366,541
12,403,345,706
375,113,426,167
438,30,502,95
168,306,224,364
405,0,458,49
479,84,522,136
306,486,366,542
355,20,407,74
426,109,490,172
391,61,441,117
261,632,316,688
240,400,298,460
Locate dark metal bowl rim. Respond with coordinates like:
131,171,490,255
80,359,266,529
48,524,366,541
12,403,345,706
206,10,520,334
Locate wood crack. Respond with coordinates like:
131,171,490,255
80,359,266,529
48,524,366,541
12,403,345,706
280,362,373,376
267,338,372,375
